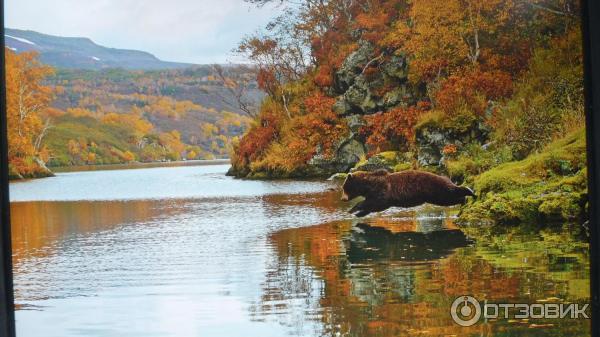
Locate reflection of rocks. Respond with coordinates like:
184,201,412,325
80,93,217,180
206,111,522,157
346,224,472,263
346,264,416,305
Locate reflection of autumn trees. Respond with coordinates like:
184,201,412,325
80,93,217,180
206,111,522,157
10,199,191,265
261,189,346,215
256,215,589,336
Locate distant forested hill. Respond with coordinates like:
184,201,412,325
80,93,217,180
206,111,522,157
42,66,262,166
5,28,191,70
4,29,262,173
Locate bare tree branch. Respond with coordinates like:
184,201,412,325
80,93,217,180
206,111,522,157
211,64,260,119
526,1,577,17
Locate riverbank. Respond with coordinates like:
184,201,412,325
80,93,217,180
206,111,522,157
456,129,587,226
232,128,589,228
51,159,231,173
9,158,231,180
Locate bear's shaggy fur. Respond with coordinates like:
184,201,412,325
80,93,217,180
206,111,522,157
341,170,475,217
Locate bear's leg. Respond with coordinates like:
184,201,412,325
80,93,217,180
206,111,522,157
428,196,466,207
350,198,388,217
354,209,372,217
348,200,366,214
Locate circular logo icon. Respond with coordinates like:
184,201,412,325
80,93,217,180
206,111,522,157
451,295,481,326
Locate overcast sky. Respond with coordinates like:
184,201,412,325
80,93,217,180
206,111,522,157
5,0,282,64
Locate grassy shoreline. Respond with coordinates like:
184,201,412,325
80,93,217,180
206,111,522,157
9,158,231,180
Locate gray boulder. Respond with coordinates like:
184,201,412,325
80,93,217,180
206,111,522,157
335,42,374,91
308,138,366,175
416,119,490,167
333,42,413,116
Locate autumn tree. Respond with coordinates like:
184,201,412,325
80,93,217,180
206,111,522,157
101,111,153,147
393,0,514,84
5,50,55,178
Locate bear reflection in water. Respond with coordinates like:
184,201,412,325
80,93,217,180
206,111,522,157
347,209,473,263
347,223,473,263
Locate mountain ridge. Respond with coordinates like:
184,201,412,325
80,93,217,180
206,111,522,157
5,28,194,70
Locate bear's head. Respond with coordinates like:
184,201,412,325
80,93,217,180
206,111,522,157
460,186,476,198
447,186,476,205
341,170,388,201
341,173,360,201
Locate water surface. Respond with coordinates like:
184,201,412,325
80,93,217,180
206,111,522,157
10,163,590,336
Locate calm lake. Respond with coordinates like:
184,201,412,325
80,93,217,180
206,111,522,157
9,162,590,337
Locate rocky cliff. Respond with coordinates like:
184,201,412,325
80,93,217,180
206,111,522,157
294,41,487,178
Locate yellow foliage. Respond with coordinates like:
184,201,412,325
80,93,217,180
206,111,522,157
86,152,96,163
5,50,55,177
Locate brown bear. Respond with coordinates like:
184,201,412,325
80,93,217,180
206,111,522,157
341,170,475,217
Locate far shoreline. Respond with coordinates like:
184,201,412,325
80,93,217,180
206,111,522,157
48,159,231,174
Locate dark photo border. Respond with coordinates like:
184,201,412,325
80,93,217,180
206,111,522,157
0,1,598,337
0,1,15,336
583,0,600,335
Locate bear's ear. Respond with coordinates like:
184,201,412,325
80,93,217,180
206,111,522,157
346,172,353,180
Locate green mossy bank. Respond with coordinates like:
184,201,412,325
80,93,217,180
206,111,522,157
329,128,588,228
456,129,587,226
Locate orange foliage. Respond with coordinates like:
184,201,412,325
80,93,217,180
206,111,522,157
353,0,403,48
235,108,282,168
122,151,135,162
234,92,348,174
256,68,278,96
361,102,430,154
442,144,458,156
402,0,514,82
435,69,513,116
285,93,345,162
313,64,334,87
158,130,186,160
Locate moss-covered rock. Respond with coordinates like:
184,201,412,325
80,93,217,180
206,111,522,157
415,110,490,167
327,172,348,181
351,151,413,172
458,129,588,226
474,129,586,195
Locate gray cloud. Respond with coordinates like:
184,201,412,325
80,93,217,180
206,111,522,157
5,0,281,64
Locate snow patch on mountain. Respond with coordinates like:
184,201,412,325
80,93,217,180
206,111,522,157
5,34,36,45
